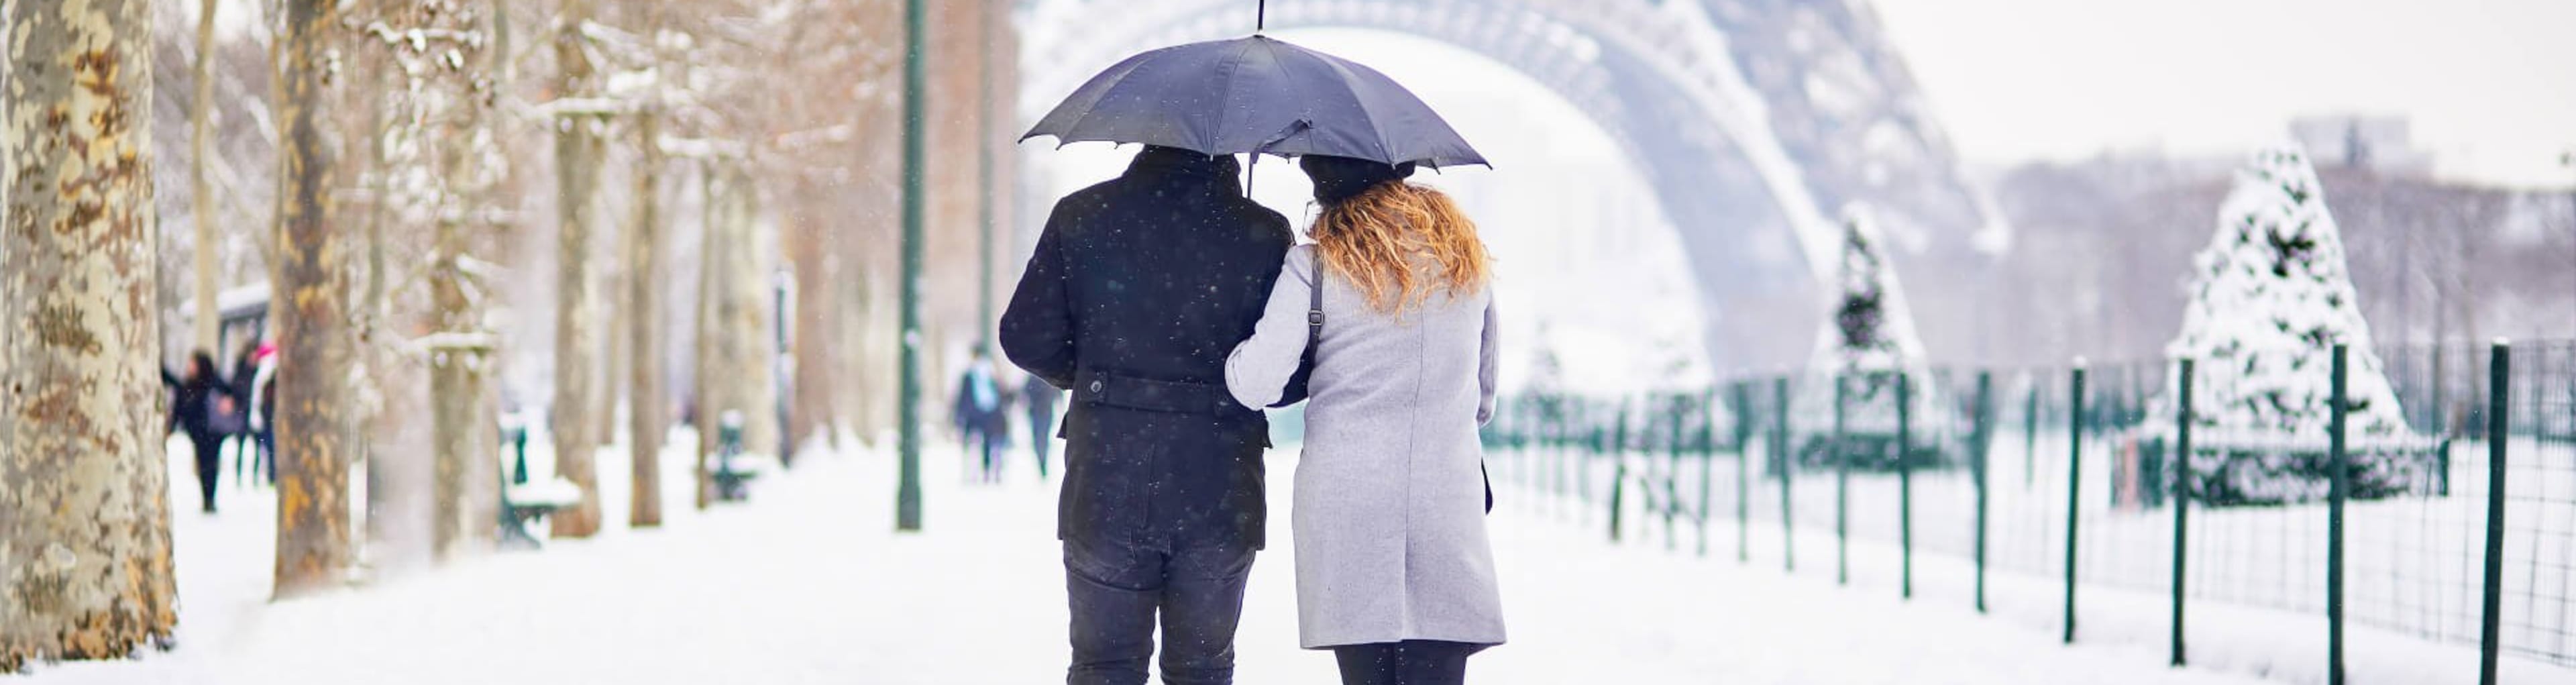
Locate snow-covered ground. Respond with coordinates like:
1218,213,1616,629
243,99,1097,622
11,433,2475,684
1501,430,2576,684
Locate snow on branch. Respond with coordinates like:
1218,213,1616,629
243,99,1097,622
533,97,630,118
412,331,500,352
771,123,854,149
659,136,748,160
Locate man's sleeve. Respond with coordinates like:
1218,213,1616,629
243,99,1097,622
1000,204,1077,390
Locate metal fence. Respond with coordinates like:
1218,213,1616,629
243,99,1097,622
1481,340,2576,682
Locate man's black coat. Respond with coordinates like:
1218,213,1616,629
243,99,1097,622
1000,146,1294,549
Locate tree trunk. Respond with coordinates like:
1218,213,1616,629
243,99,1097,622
190,0,223,353
692,166,774,482
272,0,357,598
354,36,405,572
628,1,669,527
788,182,835,462
0,0,179,671
430,0,503,562
550,0,607,538
693,163,723,511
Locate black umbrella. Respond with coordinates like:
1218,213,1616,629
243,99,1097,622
1022,34,1488,169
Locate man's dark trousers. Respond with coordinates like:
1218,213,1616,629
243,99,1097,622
1065,530,1254,685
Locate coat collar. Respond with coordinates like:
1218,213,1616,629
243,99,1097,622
1124,146,1244,193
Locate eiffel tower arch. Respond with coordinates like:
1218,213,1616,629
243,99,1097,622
1020,0,1998,368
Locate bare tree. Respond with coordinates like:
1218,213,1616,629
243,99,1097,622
627,0,670,527
373,0,511,562
0,0,180,670
189,0,223,352
272,0,358,598
550,0,610,538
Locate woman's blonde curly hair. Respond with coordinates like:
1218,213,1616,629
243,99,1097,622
1312,182,1491,315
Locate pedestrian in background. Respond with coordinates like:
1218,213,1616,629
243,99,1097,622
951,347,1012,484
163,350,240,514
247,344,278,486
1022,372,1061,480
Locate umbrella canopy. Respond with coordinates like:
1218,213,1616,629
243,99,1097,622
1024,35,1488,169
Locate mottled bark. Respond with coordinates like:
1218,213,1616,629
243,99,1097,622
692,164,722,511
0,0,179,671
627,0,669,527
189,0,222,352
691,166,773,496
788,182,835,462
272,0,356,599
425,0,504,562
551,0,607,538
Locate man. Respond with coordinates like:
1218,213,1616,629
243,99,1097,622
1021,371,1061,480
1000,145,1293,685
950,347,1010,484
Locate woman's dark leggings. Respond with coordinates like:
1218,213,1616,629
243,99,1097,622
1331,640,1482,685
190,433,221,512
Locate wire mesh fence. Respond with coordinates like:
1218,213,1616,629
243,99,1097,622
1481,339,2576,675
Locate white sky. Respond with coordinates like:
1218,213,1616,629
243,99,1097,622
1870,0,2576,188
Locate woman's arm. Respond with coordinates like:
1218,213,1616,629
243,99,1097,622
1225,247,1317,410
1476,295,1499,426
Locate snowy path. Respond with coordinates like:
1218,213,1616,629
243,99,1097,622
23,439,2275,684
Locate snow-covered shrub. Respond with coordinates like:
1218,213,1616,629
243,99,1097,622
2157,146,2440,505
1792,205,1950,471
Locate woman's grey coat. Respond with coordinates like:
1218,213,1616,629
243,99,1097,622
1225,244,1505,649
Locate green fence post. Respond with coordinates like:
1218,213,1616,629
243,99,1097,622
1610,399,1630,543
2025,380,2041,489
1668,394,1685,551
2172,358,2195,666
1974,370,1994,614
2478,341,2510,685
1899,371,1915,600
1699,387,1719,558
2328,344,2349,685
1556,399,1572,515
1776,376,1794,572
1834,374,1850,586
2065,364,2086,644
1736,382,1754,564
1576,401,1597,520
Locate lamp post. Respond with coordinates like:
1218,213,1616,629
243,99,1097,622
896,0,927,531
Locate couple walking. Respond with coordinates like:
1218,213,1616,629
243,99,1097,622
1004,147,1503,685
1006,31,1505,685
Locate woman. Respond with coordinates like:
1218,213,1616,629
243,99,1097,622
162,350,239,513
1226,154,1503,684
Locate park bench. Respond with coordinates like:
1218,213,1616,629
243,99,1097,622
710,411,769,503
499,477,584,549
493,410,583,549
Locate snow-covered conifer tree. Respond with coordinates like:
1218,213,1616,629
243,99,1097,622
2164,145,2426,504
1792,205,1945,470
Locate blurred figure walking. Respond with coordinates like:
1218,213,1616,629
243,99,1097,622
246,344,278,486
230,340,276,487
1021,372,1061,480
163,350,240,513
952,348,1012,484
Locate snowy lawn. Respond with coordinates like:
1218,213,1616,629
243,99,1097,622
17,435,2308,684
